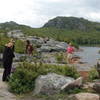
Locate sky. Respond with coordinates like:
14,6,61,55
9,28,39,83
0,0,100,28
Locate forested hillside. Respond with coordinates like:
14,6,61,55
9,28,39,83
1,17,100,45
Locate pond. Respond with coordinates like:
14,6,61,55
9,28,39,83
75,46,100,66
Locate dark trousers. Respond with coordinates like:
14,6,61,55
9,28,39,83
2,62,12,81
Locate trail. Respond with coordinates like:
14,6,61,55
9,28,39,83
0,68,16,100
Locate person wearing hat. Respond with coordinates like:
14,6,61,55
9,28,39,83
2,42,15,81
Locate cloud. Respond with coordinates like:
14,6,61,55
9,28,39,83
0,0,100,27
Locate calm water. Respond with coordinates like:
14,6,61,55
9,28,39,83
75,46,100,66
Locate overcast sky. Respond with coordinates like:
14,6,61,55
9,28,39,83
0,0,100,28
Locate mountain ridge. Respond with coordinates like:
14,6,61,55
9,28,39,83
1,17,100,45
43,16,100,31
0,17,100,31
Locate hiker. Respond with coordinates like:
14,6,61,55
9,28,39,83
2,42,15,81
26,40,33,56
66,42,75,64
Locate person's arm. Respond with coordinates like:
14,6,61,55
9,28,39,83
10,49,15,58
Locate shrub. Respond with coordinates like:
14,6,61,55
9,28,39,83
19,56,27,62
9,62,80,94
15,39,25,54
55,52,64,63
70,41,79,49
65,66,80,79
55,52,67,64
0,35,10,53
0,45,4,53
9,66,38,94
88,68,99,81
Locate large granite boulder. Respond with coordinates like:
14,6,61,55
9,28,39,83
68,93,99,100
34,73,74,95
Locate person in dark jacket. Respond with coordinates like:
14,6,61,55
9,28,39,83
2,42,15,81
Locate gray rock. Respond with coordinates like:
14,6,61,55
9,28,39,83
61,77,83,90
39,39,68,52
68,93,100,100
14,53,26,62
83,82,94,89
34,73,74,95
27,36,44,45
41,53,57,63
40,45,64,52
93,82,100,93
40,45,52,52
7,30,24,38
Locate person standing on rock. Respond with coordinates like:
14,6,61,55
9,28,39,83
26,40,33,56
2,42,15,81
66,42,75,64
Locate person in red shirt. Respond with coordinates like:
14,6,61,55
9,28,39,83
66,42,75,64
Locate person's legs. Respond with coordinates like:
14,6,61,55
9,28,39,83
70,54,75,64
2,68,8,81
67,53,73,64
67,53,71,64
2,63,12,81
7,66,12,78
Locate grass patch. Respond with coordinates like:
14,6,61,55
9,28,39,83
88,68,99,81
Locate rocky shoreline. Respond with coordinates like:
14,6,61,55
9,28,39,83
0,32,100,100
